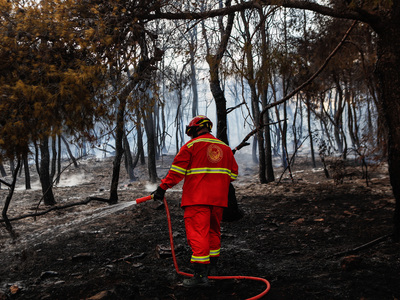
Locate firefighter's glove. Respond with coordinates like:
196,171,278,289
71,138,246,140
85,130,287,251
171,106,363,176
152,186,166,201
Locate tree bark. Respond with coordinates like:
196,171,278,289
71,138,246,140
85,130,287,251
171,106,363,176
2,159,21,238
144,111,158,183
50,135,57,181
109,98,125,204
39,137,56,206
374,22,400,241
23,154,31,190
0,163,6,177
204,0,235,145
123,131,136,181
188,25,199,118
306,96,316,168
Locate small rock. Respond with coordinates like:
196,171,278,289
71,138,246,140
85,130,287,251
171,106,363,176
72,253,95,261
40,271,59,279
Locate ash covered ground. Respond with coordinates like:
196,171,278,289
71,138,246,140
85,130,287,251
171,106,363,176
0,153,399,299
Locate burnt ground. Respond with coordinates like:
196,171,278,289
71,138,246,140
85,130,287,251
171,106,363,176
0,154,399,300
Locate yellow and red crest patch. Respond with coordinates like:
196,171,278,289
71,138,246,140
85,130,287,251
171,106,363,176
207,144,223,163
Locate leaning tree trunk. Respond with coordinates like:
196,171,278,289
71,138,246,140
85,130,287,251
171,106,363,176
61,135,79,168
2,159,21,238
375,24,400,242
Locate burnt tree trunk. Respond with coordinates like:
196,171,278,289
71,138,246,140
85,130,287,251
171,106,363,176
109,98,126,204
204,1,234,145
240,8,267,184
306,96,316,168
50,135,57,181
0,163,6,177
2,159,21,238
39,137,56,206
144,111,158,183
123,132,136,181
23,154,31,190
374,22,400,242
137,113,145,165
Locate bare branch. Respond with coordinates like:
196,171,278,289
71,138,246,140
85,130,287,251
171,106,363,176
143,1,373,24
234,20,357,151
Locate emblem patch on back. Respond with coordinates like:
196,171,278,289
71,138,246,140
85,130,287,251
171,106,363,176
207,144,223,163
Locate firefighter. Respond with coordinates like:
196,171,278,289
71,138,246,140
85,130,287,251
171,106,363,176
152,115,239,287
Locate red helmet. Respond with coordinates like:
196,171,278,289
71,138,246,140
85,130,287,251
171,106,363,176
185,115,213,137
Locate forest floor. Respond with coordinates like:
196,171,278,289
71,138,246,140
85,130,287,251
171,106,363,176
0,153,399,300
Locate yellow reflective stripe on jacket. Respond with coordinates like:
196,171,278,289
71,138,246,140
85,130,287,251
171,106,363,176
191,255,210,263
209,248,220,257
186,167,237,179
170,164,187,175
187,138,228,149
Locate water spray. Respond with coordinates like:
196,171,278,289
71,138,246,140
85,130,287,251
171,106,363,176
134,195,271,300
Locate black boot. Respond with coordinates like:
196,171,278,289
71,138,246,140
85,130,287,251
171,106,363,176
207,257,219,276
183,263,210,288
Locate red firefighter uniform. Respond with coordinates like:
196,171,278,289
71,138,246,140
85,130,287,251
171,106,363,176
160,133,238,264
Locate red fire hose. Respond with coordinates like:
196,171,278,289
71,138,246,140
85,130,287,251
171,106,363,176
134,195,271,299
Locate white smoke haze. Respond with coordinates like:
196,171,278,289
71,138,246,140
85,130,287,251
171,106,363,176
57,171,93,187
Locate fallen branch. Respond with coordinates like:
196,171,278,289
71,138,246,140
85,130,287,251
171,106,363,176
328,234,393,258
0,197,110,223
277,135,310,185
113,252,146,263
0,178,11,188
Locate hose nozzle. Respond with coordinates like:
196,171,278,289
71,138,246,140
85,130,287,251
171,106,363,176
134,195,153,205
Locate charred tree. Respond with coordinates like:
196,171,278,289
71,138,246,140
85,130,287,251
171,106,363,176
144,111,158,183
109,97,126,204
0,163,6,177
23,154,31,190
123,132,136,182
38,137,56,206
203,0,235,145
1,159,21,238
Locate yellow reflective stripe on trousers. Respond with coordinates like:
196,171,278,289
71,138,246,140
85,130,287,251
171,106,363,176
191,255,210,263
210,248,220,257
187,138,228,148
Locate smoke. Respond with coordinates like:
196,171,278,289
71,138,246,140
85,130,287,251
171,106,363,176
145,183,158,193
57,171,92,187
